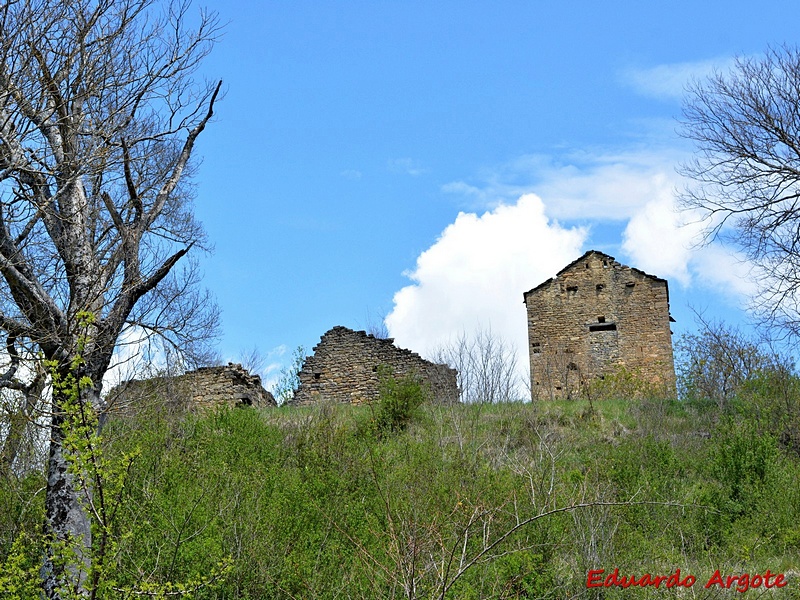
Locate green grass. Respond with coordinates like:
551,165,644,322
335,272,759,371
2,394,800,598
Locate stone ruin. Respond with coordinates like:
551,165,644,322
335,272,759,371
523,250,675,399
292,326,458,406
105,252,677,410
106,362,276,414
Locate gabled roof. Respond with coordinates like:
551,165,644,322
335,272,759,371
522,250,669,301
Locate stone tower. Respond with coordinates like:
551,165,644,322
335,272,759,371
523,250,675,399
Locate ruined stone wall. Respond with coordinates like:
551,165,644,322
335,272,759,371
106,363,276,414
523,251,675,399
293,326,458,406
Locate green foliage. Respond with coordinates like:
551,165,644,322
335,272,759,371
0,534,42,599
4,378,800,598
369,368,429,435
493,551,557,598
707,423,779,517
736,367,800,455
675,321,783,410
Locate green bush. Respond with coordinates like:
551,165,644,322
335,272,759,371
370,368,429,435
707,423,779,518
737,367,800,455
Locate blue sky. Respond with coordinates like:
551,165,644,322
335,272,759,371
179,1,800,388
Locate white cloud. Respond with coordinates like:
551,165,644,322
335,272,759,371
620,183,701,286
528,151,686,221
691,245,758,300
103,326,164,391
621,57,735,100
386,194,586,388
388,157,428,177
442,147,732,290
443,148,688,222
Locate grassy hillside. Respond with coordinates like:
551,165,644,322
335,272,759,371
2,387,800,598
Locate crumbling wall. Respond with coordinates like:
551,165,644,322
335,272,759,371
523,251,675,399
293,326,458,405
107,363,276,414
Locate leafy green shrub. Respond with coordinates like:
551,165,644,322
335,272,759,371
736,367,800,455
707,423,779,519
0,533,42,599
370,368,429,435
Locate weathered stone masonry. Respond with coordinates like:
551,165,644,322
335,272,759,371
293,326,458,405
107,363,276,413
523,250,675,399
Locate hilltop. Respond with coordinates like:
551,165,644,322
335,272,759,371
4,380,798,598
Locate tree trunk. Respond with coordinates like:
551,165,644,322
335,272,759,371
0,406,26,475
41,385,97,599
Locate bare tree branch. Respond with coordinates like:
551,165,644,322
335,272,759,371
680,45,800,339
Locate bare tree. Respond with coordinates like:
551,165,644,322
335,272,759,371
680,45,800,338
675,313,782,410
363,308,390,339
237,344,267,378
433,327,524,403
0,0,221,596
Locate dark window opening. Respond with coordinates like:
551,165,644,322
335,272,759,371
314,372,321,380
596,284,604,291
566,285,578,292
625,281,635,288
589,322,617,332
598,316,606,323
532,342,541,354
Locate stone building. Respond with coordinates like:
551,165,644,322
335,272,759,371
292,326,458,405
523,250,675,399
106,363,276,414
